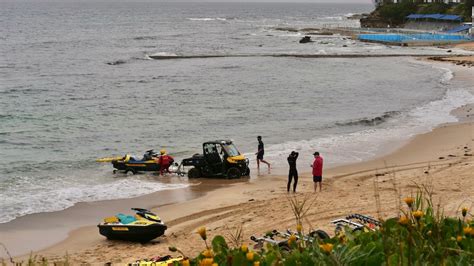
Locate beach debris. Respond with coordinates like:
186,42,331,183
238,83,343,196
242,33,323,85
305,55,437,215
250,228,329,251
332,213,381,234
464,153,472,157
129,255,184,266
248,198,255,202
438,157,445,160
375,173,385,177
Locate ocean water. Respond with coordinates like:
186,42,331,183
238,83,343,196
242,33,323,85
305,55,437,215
1,2,473,224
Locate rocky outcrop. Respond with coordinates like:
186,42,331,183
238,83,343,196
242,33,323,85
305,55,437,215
360,9,404,28
299,36,313,44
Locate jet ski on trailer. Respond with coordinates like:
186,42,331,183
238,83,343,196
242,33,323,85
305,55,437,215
97,150,163,174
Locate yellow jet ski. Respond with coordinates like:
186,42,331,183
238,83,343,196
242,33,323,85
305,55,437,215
98,208,167,242
97,150,163,174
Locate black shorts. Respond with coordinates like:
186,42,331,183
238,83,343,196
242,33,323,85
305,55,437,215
257,153,264,160
313,176,322,182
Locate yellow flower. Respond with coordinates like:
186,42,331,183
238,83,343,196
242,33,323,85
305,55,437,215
457,235,463,242
182,260,190,266
412,210,424,220
463,227,472,235
199,258,214,266
197,227,207,241
246,251,254,261
404,197,415,208
296,223,303,234
241,244,248,253
254,262,260,266
319,243,333,253
288,234,297,245
202,249,213,258
462,207,468,217
399,216,410,225
212,263,218,266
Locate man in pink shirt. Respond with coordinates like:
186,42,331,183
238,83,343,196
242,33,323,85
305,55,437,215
311,152,323,192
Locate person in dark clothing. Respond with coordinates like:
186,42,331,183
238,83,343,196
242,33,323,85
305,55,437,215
255,136,271,171
287,151,299,193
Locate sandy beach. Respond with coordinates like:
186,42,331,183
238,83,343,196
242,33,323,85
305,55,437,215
2,50,474,265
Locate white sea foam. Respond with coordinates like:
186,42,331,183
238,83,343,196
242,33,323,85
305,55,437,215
247,87,474,172
408,58,454,84
187,17,227,21
0,177,188,223
439,67,454,84
149,52,178,57
321,16,344,21
277,32,303,37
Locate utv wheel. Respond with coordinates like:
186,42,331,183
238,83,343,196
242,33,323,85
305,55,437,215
243,167,250,177
188,168,201,179
226,167,241,179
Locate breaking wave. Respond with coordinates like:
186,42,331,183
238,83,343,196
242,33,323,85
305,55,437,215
336,111,401,127
187,17,228,21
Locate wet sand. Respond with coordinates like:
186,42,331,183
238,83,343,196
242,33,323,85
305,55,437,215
2,53,474,265
0,179,234,257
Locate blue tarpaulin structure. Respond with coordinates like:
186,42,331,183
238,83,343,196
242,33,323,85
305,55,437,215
406,14,463,21
444,24,472,33
358,33,471,43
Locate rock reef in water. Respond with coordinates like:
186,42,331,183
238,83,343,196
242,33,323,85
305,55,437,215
299,36,313,44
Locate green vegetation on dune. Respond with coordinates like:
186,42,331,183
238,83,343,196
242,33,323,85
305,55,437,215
362,1,473,28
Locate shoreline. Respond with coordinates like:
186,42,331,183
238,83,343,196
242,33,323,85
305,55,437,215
3,52,474,264
17,120,473,264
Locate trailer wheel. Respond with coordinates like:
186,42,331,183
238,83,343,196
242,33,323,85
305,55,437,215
309,229,330,240
125,168,137,175
227,167,241,179
278,243,291,254
188,168,201,179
